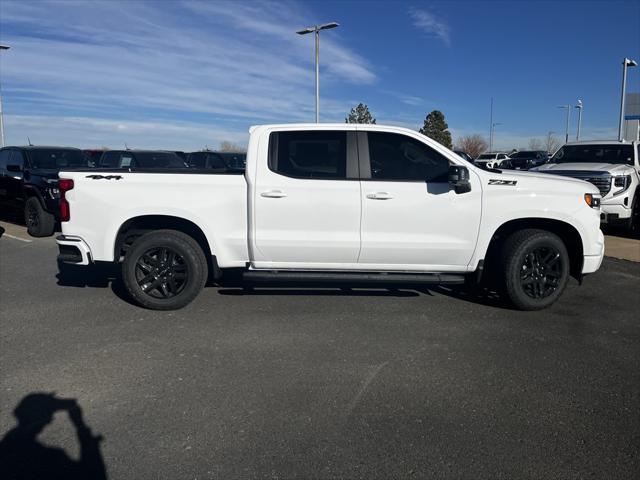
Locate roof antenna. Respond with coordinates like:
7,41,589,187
27,137,33,146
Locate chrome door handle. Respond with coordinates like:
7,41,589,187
366,192,394,200
261,190,287,198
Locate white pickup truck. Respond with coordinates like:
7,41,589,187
56,124,604,311
531,140,640,233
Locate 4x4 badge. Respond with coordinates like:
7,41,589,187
85,175,123,180
489,179,517,186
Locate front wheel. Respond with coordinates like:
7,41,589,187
502,229,570,311
122,230,207,310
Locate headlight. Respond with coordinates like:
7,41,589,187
612,175,631,196
584,193,601,208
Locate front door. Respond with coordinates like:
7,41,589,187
252,129,361,269
358,131,481,271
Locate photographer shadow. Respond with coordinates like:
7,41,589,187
0,393,107,480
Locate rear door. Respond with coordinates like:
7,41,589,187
252,128,361,269
358,130,482,270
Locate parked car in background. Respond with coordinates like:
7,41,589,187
186,151,246,170
0,146,91,237
502,150,548,170
531,140,639,232
98,150,188,169
57,123,603,312
453,150,474,163
474,152,510,169
82,149,105,167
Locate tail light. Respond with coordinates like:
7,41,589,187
59,179,74,222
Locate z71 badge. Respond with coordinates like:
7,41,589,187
488,179,517,186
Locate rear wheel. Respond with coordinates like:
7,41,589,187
122,230,207,310
501,229,569,310
25,197,55,237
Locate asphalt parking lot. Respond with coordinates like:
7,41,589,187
1,223,639,479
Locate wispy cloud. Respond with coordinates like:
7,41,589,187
408,8,450,45
0,0,376,148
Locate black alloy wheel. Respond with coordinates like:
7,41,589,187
519,246,563,299
135,247,188,299
26,201,39,229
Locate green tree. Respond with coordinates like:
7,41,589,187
419,110,452,148
345,103,376,124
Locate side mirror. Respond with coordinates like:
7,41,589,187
448,165,471,194
6,164,23,173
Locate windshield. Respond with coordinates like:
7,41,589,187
477,154,494,160
134,152,187,168
551,145,634,165
28,149,89,169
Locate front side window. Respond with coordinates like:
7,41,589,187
367,132,450,182
269,131,347,179
0,149,11,170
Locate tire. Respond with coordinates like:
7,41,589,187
24,196,55,237
501,229,570,311
626,191,639,237
122,229,207,310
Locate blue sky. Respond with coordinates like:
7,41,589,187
0,0,639,150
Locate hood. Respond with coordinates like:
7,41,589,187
532,162,634,175
476,168,599,193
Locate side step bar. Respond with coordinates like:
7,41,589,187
242,271,466,286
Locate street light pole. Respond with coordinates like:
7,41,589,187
491,122,502,151
489,97,494,152
557,105,571,144
618,57,638,141
0,44,10,148
296,22,339,123
575,99,583,141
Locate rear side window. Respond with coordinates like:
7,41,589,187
100,151,120,168
367,132,450,182
269,131,347,179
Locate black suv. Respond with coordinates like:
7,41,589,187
186,151,246,170
502,150,548,170
0,146,90,237
98,150,188,169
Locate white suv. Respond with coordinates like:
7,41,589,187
475,152,510,169
532,140,639,232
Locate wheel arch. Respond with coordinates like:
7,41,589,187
113,215,221,279
483,218,584,280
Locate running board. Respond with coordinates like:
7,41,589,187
242,271,465,286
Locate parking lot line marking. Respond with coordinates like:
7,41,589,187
3,234,33,243
346,361,389,416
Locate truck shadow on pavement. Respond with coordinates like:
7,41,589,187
0,393,107,480
55,263,513,308
55,262,137,306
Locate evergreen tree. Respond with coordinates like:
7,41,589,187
345,103,376,124
419,110,452,148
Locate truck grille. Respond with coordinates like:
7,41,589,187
543,170,612,196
